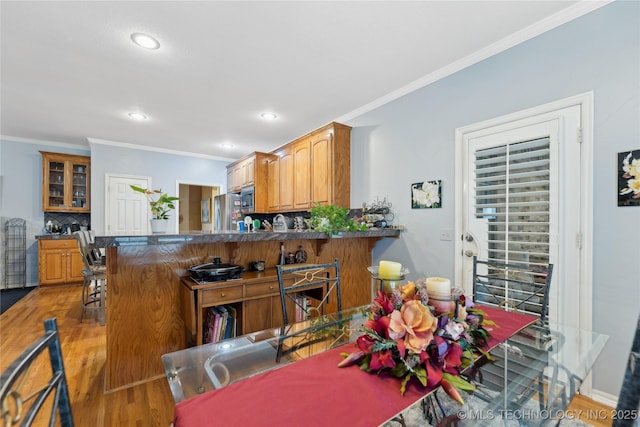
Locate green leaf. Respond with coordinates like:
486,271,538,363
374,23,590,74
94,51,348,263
442,372,475,391
414,366,427,387
400,374,411,395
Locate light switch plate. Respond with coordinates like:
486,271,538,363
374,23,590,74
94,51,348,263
440,229,453,241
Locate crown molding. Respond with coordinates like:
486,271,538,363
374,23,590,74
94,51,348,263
336,0,614,123
1,134,89,151
87,137,236,162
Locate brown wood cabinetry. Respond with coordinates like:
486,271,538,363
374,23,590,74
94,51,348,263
261,122,351,213
38,239,84,286
276,147,294,211
267,156,280,211
293,137,311,210
226,152,275,213
311,123,350,209
241,156,255,186
40,151,91,212
181,271,292,346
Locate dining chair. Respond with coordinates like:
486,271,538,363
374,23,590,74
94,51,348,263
0,318,74,426
469,256,560,412
276,259,342,326
275,259,343,362
74,230,107,325
613,310,640,427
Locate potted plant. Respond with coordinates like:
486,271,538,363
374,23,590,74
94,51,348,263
130,185,180,234
308,203,366,236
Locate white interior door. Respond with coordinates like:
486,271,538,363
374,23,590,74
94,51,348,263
105,174,151,235
457,105,582,329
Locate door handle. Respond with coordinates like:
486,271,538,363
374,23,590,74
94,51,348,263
464,250,475,257
465,234,474,242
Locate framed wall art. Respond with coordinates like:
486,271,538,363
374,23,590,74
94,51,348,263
618,149,640,207
411,180,442,209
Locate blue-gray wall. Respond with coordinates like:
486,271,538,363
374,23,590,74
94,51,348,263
0,0,636,400
0,139,90,285
88,143,229,234
347,1,639,398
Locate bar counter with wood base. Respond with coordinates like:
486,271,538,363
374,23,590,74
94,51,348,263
94,229,400,392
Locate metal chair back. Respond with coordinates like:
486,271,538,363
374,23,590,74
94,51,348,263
276,259,342,326
472,256,553,324
0,318,74,426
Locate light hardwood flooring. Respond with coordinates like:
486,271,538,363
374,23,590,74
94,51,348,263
0,285,615,427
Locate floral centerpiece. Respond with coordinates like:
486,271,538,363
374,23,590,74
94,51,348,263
338,279,494,403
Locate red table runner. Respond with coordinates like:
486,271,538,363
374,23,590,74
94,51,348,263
174,306,537,427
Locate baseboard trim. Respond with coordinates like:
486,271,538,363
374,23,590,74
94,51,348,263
590,389,618,408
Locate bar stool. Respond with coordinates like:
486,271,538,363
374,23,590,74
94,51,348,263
75,231,106,325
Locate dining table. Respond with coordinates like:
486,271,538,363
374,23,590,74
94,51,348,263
162,304,608,427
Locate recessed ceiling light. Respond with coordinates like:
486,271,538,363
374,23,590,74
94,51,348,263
260,112,278,120
130,32,160,50
128,112,147,120
220,142,235,149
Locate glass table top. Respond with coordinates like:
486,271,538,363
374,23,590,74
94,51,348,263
162,305,608,425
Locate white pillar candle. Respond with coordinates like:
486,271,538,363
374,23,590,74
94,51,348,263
426,277,451,300
378,260,402,280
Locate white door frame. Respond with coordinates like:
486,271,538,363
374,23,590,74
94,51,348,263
454,92,594,392
175,179,224,234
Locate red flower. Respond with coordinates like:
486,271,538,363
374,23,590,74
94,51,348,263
373,291,394,315
426,360,443,387
364,316,391,338
443,343,463,374
370,349,396,370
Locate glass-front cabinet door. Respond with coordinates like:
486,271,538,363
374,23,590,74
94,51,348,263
41,151,91,212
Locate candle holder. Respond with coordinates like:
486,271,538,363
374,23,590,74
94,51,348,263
367,266,411,297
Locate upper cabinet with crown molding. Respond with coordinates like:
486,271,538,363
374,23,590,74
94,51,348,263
226,152,276,213
264,122,351,213
40,151,91,213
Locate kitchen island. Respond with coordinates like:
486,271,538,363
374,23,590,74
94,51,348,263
94,229,401,391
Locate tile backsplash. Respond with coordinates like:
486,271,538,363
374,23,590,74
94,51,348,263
43,212,91,231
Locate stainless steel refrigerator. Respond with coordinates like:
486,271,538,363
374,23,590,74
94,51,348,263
214,193,242,232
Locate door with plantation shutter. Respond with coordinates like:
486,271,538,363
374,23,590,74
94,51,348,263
459,105,582,327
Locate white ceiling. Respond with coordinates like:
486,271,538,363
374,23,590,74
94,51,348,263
1,1,605,161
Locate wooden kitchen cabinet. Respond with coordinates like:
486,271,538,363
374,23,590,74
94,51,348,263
38,239,84,286
267,156,280,211
226,152,275,213
227,164,242,192
229,122,350,214
276,147,294,211
293,137,311,210
40,151,91,212
264,122,351,213
310,123,351,209
181,271,294,346
241,156,255,187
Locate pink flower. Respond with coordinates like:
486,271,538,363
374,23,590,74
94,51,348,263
388,300,438,354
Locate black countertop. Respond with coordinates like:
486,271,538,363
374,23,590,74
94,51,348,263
93,228,402,247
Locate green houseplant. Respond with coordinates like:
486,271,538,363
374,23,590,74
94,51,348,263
308,203,367,236
130,185,179,234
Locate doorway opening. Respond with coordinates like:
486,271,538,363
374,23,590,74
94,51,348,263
176,182,221,232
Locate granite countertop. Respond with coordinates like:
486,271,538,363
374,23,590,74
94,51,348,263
94,228,402,247
35,234,78,240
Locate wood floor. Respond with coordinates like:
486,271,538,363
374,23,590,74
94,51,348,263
0,285,615,427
